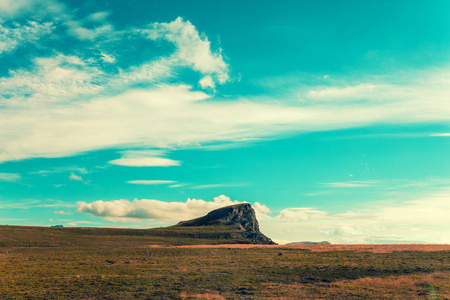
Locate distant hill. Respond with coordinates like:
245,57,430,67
175,203,276,245
287,241,331,245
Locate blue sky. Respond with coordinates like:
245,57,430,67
1,0,449,244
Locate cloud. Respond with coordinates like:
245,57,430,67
100,52,116,63
0,54,103,103
140,17,229,87
0,21,54,54
321,181,382,188
69,172,83,181
54,210,72,215
30,166,88,175
431,133,450,137
109,150,181,167
260,188,450,244
0,172,21,182
252,202,271,219
66,221,95,226
77,194,245,222
126,180,176,185
0,0,39,18
278,208,328,221
189,183,248,189
1,13,450,166
0,0,65,19
199,75,215,89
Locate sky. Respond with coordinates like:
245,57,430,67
1,0,449,244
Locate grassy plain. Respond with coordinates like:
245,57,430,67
1,225,449,299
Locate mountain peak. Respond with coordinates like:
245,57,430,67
176,203,275,244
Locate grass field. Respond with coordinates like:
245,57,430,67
1,225,449,299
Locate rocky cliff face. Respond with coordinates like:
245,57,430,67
176,203,276,245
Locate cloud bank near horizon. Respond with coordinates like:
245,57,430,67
76,189,450,244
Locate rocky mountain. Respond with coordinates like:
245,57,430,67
176,203,276,245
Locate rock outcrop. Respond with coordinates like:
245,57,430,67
176,203,276,245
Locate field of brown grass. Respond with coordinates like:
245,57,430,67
176,243,450,252
1,226,449,299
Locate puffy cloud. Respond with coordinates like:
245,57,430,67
199,75,215,89
77,194,243,222
140,17,229,87
0,172,21,182
252,202,271,219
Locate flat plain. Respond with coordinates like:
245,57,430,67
1,225,449,299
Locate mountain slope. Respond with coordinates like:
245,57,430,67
175,203,276,245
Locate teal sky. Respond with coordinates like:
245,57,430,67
1,0,449,244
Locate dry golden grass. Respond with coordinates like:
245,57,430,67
1,225,449,299
176,244,450,253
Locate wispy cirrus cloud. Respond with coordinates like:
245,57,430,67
321,181,383,188
54,210,72,215
126,180,176,185
0,172,21,182
189,183,248,189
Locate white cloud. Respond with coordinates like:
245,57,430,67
260,188,450,244
0,54,103,103
431,133,450,137
109,150,181,167
31,166,88,175
189,183,247,189
69,172,83,181
54,210,72,215
100,52,116,63
169,184,184,188
0,0,65,19
199,75,215,89
278,207,328,221
77,194,244,222
321,181,382,188
0,172,21,182
252,202,271,219
126,180,176,185
1,12,450,167
86,11,110,22
0,0,37,18
66,20,114,40
140,17,229,87
0,21,54,54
